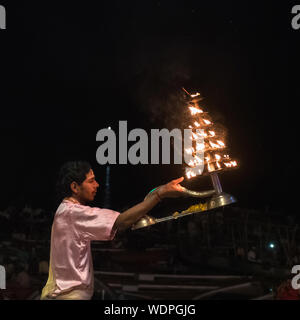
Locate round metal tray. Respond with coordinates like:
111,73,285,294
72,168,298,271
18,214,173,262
132,192,237,230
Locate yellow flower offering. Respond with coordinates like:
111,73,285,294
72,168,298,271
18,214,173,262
172,202,207,218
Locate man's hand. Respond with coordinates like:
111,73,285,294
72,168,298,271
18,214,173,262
157,177,185,199
117,177,185,232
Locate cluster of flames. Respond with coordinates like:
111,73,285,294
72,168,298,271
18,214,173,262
184,90,237,179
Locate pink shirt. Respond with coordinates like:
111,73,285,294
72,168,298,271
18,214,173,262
41,200,120,300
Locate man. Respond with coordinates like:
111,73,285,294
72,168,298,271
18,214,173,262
41,161,184,300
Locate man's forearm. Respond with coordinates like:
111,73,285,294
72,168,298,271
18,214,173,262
113,177,184,232
114,191,161,231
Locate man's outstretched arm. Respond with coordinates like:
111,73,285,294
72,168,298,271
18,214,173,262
113,177,184,232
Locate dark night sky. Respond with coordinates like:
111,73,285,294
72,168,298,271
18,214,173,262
0,1,297,214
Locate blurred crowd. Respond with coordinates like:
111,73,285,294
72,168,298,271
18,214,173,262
0,205,51,299
1,204,300,299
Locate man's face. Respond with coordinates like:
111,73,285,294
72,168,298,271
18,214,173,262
77,169,99,203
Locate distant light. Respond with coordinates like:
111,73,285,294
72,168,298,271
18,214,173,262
269,243,275,249
108,127,111,130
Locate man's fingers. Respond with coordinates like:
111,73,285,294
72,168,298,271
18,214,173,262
172,177,184,184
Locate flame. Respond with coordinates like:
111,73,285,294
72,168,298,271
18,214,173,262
185,147,194,155
215,154,221,161
191,131,206,140
202,131,208,138
186,170,197,179
194,155,203,164
224,161,237,168
209,141,220,149
205,154,211,162
188,158,203,168
183,88,237,175
192,132,199,139
188,160,195,167
189,106,203,115
188,154,203,167
217,140,225,147
197,131,207,138
196,143,205,151
208,163,215,172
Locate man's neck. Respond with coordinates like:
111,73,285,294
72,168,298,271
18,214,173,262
65,196,84,205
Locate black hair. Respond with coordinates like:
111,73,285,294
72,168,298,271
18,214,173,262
55,161,91,203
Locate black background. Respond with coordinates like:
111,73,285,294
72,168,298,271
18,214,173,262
0,1,297,215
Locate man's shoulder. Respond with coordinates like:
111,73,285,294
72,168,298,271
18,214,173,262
56,201,87,213
56,201,117,218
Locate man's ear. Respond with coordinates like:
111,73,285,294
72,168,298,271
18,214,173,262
70,182,79,194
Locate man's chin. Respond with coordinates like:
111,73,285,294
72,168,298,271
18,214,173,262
82,196,95,204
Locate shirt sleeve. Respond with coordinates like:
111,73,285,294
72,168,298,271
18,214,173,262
71,204,120,241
